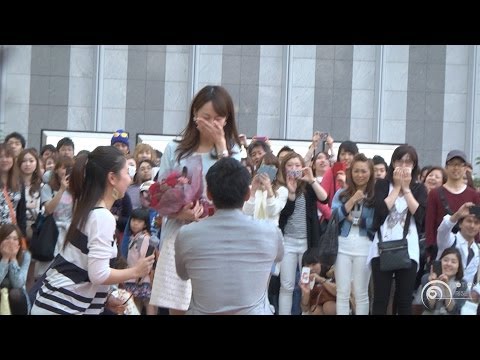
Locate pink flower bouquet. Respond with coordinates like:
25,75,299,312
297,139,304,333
149,155,206,217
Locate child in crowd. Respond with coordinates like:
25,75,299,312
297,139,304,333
123,208,157,315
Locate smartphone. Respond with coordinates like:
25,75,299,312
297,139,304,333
301,267,311,284
257,164,277,182
313,131,328,154
287,169,303,179
469,205,480,217
145,245,156,257
432,260,442,276
254,136,267,142
65,166,73,177
138,245,157,284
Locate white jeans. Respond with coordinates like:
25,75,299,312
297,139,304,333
335,252,371,315
279,248,304,315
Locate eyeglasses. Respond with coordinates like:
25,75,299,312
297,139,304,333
395,159,414,166
113,132,128,138
446,162,465,168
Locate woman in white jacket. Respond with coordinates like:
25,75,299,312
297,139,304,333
243,153,288,225
243,152,288,314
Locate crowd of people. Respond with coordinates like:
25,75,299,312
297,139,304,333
0,84,479,315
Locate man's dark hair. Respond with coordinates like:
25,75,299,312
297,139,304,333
372,155,388,170
5,132,26,148
277,146,294,158
247,140,271,157
56,137,75,151
40,144,57,156
206,157,250,209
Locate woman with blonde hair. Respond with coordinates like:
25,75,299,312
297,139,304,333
332,153,375,315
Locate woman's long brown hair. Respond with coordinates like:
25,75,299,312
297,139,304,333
0,224,25,263
64,146,126,247
175,85,240,162
0,143,21,192
17,148,43,196
339,153,375,207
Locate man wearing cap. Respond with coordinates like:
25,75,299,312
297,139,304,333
425,150,480,258
111,129,130,155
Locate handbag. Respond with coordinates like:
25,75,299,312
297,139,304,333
318,208,339,267
377,212,412,272
29,213,59,261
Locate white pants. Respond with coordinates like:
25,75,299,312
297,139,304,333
335,252,371,315
279,248,304,315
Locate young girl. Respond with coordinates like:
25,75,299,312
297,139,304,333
278,151,328,315
123,208,156,315
0,224,31,315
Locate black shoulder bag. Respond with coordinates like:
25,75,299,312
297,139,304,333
318,208,339,267
377,212,412,272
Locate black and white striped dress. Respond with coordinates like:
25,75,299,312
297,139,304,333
31,208,117,315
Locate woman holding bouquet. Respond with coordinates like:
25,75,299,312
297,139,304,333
149,85,242,315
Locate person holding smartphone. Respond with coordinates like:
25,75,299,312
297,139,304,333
243,153,288,224
304,131,335,168
436,202,480,286
299,249,336,315
31,147,154,314
243,152,288,314
278,151,328,315
421,247,468,315
33,156,75,279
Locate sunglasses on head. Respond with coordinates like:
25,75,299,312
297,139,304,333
113,132,128,138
